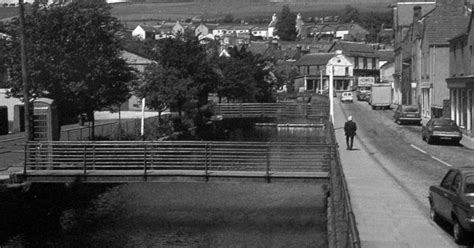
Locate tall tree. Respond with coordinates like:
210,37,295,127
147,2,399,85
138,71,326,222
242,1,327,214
339,5,361,24
139,34,218,118
3,1,135,137
275,5,297,41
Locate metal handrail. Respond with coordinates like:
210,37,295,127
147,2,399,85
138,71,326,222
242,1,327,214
24,141,335,178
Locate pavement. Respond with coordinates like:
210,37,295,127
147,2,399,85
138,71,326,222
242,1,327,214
334,101,457,247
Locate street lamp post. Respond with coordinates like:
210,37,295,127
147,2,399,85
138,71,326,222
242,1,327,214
19,0,31,141
329,65,334,123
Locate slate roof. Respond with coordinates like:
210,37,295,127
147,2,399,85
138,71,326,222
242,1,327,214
422,7,470,46
293,53,337,66
136,25,156,33
375,50,395,63
329,41,378,58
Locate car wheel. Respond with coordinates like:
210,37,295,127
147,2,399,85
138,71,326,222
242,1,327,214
453,218,467,244
429,204,440,223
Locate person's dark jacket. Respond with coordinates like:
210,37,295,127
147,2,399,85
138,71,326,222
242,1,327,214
344,120,357,136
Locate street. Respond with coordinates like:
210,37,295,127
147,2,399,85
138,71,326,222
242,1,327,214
338,98,474,247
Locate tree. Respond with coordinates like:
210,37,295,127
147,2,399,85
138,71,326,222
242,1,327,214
3,1,135,138
136,64,192,120
138,34,218,120
275,5,297,41
339,5,360,24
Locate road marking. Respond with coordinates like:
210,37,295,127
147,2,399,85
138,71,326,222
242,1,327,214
431,156,453,167
410,144,427,154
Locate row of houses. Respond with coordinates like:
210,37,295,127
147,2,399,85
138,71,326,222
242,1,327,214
131,13,376,43
393,0,474,137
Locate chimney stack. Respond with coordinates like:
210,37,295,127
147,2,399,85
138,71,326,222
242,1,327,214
413,6,422,23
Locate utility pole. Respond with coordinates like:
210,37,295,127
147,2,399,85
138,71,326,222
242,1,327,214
19,0,31,141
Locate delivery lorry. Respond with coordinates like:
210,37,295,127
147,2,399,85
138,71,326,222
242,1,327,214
369,84,392,110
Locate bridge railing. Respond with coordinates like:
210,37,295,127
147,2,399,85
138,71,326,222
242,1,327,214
24,141,334,181
214,102,329,120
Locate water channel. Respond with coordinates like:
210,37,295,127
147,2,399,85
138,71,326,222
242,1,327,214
0,119,328,247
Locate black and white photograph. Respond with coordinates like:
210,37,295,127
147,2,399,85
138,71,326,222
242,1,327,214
0,0,473,247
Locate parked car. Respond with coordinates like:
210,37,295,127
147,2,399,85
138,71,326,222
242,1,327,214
422,118,463,145
393,105,421,125
340,91,353,103
428,167,474,243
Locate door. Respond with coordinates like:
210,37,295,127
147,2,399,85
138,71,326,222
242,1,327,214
434,170,457,220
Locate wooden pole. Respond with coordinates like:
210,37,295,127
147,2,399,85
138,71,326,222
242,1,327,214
19,0,31,142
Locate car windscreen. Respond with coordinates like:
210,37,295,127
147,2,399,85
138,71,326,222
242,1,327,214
402,106,418,113
465,175,474,195
433,120,457,128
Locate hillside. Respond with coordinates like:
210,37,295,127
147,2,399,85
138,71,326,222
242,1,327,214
111,0,395,28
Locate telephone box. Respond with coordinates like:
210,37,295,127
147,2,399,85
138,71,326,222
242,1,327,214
32,98,60,141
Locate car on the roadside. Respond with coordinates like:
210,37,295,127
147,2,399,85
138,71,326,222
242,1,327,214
340,91,353,103
393,105,421,125
422,118,463,145
428,167,474,244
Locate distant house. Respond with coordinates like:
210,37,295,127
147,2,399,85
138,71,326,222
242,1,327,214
195,23,218,39
132,25,156,40
293,51,354,92
268,13,278,38
228,25,255,35
119,50,155,111
155,23,174,40
172,21,194,36
311,23,369,42
295,13,305,39
212,25,233,37
251,26,269,40
328,41,380,86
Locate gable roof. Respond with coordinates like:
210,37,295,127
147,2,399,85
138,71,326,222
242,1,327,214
328,41,378,57
136,25,156,33
422,6,470,45
375,50,395,63
293,53,337,66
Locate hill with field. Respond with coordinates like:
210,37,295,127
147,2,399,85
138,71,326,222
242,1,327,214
111,0,395,29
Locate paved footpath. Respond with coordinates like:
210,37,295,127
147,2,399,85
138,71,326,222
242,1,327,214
333,100,457,248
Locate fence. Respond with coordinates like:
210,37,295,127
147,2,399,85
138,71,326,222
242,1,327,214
327,122,361,248
60,116,159,141
214,102,329,121
23,140,333,182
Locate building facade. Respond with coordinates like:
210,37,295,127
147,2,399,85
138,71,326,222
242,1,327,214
293,52,353,93
446,12,474,137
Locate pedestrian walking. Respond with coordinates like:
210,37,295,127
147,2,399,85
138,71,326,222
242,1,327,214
344,115,357,150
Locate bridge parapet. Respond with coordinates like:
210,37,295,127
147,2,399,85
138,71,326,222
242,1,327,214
21,141,334,183
213,102,329,121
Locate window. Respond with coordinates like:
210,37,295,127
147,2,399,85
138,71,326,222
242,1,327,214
363,58,367,69
354,57,359,69
372,58,376,69
441,170,457,190
465,176,474,195
345,67,349,75
452,173,462,193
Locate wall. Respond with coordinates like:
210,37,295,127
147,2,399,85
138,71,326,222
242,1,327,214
432,46,451,109
0,89,22,132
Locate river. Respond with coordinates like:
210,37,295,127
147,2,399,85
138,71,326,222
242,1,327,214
0,120,328,247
